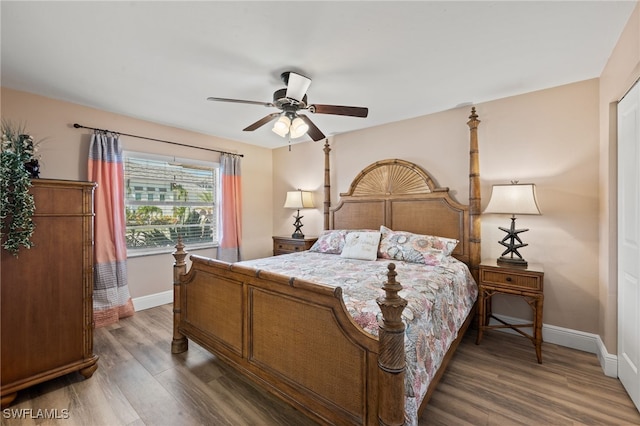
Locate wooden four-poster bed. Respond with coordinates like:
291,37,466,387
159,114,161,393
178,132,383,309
170,108,481,425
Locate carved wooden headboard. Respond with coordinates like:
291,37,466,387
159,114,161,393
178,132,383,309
330,159,472,265
322,107,481,279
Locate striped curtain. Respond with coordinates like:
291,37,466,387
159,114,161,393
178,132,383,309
217,153,242,262
88,131,134,327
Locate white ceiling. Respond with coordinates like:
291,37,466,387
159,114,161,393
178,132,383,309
1,1,636,149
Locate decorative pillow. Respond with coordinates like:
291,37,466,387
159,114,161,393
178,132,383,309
309,230,348,254
378,225,458,265
340,231,381,261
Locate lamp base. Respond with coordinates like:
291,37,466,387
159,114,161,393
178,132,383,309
496,216,530,268
497,256,528,268
291,209,304,239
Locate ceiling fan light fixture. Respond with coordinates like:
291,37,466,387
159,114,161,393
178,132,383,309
209,71,367,142
272,115,291,137
289,117,309,139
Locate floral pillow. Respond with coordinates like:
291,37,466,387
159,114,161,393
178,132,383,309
340,231,381,261
378,225,458,265
309,230,348,254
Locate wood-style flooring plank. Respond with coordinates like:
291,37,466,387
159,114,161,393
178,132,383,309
107,357,201,426
65,367,140,426
3,304,638,426
154,363,248,425
212,367,318,425
421,331,640,425
108,313,178,376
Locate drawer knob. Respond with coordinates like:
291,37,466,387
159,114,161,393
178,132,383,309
505,277,512,282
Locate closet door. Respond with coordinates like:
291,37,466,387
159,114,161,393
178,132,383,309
618,80,640,412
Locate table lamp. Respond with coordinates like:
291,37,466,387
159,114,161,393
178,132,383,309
484,182,541,267
283,190,315,239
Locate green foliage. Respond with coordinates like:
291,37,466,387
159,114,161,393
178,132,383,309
171,182,188,201
125,206,174,248
125,204,212,250
0,120,36,256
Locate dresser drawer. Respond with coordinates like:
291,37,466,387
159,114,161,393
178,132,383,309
481,269,542,292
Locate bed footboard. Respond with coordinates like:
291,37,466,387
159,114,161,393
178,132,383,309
171,241,408,426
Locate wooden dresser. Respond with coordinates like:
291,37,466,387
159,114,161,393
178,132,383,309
1,179,99,407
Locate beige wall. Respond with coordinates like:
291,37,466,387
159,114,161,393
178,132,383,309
0,87,274,299
274,80,602,336
599,2,640,352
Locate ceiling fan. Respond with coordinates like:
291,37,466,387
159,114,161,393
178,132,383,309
207,71,368,142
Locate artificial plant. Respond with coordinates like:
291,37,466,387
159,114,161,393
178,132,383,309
0,120,37,255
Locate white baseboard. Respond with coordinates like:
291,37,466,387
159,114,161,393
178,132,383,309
490,314,617,378
596,335,619,378
132,290,173,312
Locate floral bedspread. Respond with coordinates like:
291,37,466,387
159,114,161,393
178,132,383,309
238,251,477,425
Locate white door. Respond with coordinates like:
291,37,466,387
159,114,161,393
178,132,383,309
618,80,640,412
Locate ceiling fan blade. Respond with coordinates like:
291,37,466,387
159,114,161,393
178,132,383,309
243,113,281,131
285,72,312,102
207,97,274,107
308,104,368,118
298,114,326,142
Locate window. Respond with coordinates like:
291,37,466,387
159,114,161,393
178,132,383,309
123,152,219,256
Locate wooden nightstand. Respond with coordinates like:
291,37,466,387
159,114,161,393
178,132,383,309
476,259,544,363
272,236,317,256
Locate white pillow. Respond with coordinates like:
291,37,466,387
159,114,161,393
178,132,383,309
340,231,381,261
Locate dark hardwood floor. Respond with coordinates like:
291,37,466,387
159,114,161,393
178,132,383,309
3,304,638,425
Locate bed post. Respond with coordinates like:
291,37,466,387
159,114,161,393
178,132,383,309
323,140,331,230
467,107,481,282
171,237,189,354
376,263,408,426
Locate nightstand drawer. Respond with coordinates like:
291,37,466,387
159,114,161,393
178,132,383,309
276,242,304,253
481,269,542,291
272,236,318,256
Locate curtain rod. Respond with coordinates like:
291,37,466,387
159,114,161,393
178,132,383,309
73,123,244,157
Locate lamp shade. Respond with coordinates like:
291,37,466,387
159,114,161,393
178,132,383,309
272,115,291,137
484,183,541,215
283,190,315,209
289,117,309,139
